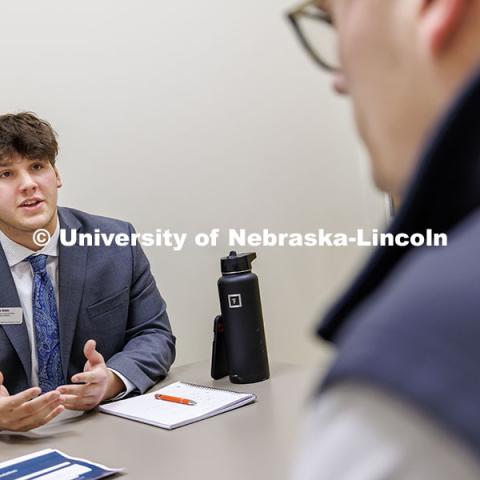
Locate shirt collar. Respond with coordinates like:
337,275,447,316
0,218,60,268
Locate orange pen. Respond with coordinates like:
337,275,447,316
155,393,197,406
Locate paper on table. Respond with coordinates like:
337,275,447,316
99,381,256,429
0,448,123,479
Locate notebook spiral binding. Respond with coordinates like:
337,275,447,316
182,382,245,396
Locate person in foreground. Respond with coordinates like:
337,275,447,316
287,0,480,478
0,112,176,432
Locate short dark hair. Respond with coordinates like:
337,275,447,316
0,112,58,165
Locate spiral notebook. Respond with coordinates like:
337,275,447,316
98,382,256,430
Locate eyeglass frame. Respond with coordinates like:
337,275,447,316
286,0,338,72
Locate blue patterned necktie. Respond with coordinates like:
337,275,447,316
27,254,64,392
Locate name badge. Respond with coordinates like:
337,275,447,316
0,308,23,325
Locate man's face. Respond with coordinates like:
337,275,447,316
331,0,420,195
0,155,61,242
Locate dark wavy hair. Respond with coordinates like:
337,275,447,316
0,112,58,165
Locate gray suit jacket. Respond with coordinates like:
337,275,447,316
0,206,176,395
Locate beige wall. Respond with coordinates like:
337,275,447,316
1,0,387,367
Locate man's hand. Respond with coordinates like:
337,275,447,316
0,371,64,432
57,339,125,411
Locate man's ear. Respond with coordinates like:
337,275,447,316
420,0,467,54
54,166,63,188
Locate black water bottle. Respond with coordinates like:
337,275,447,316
218,251,270,384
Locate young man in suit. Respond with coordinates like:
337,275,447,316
0,112,176,432
287,0,480,478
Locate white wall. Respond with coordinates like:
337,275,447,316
1,0,386,367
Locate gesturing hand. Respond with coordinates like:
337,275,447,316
57,339,125,411
0,371,64,432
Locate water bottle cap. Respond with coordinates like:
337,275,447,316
221,251,257,274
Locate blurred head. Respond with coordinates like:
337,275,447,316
329,0,480,199
0,113,62,249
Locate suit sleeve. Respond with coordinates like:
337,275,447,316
105,223,176,394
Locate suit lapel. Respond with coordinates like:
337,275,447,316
0,245,32,384
58,207,87,380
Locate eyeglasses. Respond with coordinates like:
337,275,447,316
286,0,339,72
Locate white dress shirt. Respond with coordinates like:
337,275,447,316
0,219,133,398
292,382,480,480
